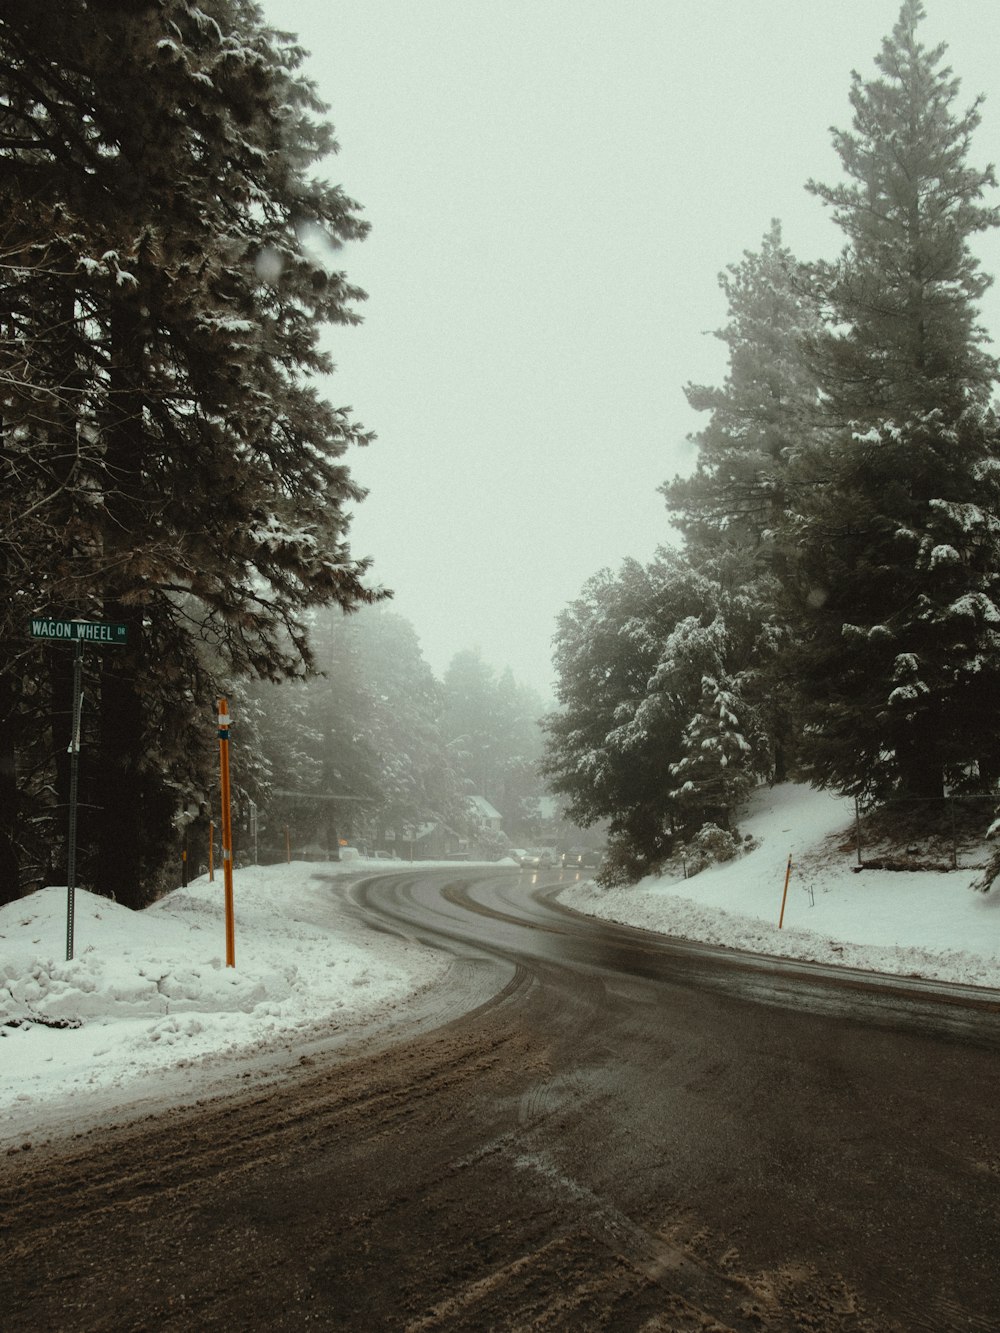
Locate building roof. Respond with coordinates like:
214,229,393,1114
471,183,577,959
468,794,502,822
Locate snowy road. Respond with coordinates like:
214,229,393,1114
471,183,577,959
4,866,1000,1330
352,865,1000,1047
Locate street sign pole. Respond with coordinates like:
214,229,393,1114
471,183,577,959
28,613,128,959
66,640,84,961
27,617,128,959
218,698,236,967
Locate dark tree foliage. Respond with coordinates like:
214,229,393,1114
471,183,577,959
541,549,770,882
662,224,823,789
543,229,811,883
0,0,378,904
663,220,821,559
783,407,1000,800
805,0,998,423
785,0,1000,800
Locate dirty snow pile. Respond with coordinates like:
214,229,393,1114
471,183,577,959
559,784,1000,989
0,861,448,1133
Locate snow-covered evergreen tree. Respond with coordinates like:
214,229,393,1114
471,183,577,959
247,608,471,856
785,0,1000,800
540,0,1000,879
355,611,468,839
542,549,770,881
663,221,821,557
492,668,549,840
0,1,379,902
805,0,998,423
669,676,758,827
441,649,507,808
661,226,816,787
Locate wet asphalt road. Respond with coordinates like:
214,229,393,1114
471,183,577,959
4,865,1000,1331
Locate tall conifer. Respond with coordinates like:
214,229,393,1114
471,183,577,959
786,0,1000,800
663,221,821,558
0,1,379,902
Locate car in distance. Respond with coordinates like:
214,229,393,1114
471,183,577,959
520,848,560,869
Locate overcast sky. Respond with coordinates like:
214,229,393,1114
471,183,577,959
260,1,1000,700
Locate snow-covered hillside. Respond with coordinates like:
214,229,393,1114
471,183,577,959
559,784,1000,988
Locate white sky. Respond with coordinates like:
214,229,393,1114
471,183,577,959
260,1,1000,698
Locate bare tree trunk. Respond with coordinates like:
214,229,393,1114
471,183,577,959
98,614,144,904
896,733,944,801
97,293,145,907
0,663,20,905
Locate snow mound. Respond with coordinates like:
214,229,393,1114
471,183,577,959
559,783,1000,988
0,866,450,1124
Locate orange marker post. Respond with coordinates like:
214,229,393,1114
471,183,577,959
778,853,793,929
218,698,236,967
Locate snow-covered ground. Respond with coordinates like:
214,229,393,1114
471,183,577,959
3,785,998,1142
560,783,1000,990
0,860,451,1140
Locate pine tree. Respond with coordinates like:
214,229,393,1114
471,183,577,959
806,0,998,422
438,649,546,833
247,608,474,857
661,225,817,786
352,610,467,839
785,407,1000,798
492,668,547,839
785,0,1000,800
669,675,757,828
663,221,821,557
0,1,379,903
542,550,738,879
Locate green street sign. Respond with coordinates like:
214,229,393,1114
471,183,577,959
29,617,128,646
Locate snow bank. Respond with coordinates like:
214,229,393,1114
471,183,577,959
559,784,1000,989
0,862,449,1128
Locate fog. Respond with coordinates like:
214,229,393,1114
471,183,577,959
260,0,1000,698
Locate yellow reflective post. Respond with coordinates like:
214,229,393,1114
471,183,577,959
218,699,236,967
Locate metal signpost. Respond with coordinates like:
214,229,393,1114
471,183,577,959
28,618,128,960
218,698,236,967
